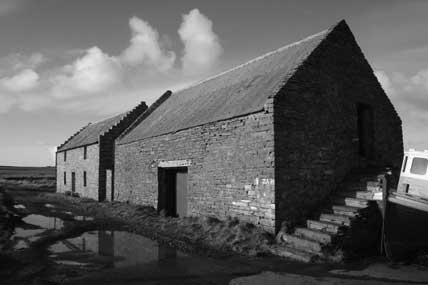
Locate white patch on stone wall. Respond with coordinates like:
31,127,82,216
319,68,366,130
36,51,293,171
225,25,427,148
261,178,274,185
254,178,259,185
158,159,192,167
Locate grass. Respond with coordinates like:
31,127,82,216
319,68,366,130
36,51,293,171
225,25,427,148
0,166,55,179
0,165,56,192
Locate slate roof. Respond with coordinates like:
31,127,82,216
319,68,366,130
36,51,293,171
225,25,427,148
57,112,127,152
118,21,345,145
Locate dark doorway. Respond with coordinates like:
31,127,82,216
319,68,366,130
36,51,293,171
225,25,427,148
357,103,375,159
158,167,188,217
71,172,76,192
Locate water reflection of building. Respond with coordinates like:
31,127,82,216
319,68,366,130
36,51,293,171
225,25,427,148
52,230,182,268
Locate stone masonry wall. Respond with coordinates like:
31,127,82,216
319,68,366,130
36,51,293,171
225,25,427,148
56,144,99,200
115,106,276,232
273,22,403,229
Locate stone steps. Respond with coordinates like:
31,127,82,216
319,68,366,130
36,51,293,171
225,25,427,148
274,168,385,263
269,245,317,263
295,227,333,244
320,213,351,226
332,205,360,217
307,219,342,234
279,233,323,253
333,197,369,208
356,191,377,200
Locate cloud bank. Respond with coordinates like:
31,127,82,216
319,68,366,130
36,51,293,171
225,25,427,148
0,9,222,115
375,69,428,149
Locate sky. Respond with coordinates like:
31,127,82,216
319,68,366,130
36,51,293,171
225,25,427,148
0,0,427,166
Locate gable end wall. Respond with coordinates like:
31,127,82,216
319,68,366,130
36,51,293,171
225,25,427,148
273,22,403,229
56,144,99,200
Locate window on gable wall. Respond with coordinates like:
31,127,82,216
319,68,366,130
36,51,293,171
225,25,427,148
84,146,87,160
83,171,87,187
64,151,67,162
64,172,66,185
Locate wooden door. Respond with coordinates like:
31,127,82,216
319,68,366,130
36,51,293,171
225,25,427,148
176,170,188,217
158,168,188,217
357,104,375,159
71,172,76,192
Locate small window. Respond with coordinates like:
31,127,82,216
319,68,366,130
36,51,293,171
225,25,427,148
64,172,66,185
83,171,87,187
402,156,408,173
64,151,67,162
84,146,87,160
410,158,428,175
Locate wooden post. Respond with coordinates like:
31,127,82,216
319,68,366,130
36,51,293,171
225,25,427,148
380,168,392,255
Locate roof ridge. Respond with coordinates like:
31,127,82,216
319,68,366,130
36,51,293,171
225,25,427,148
173,28,330,95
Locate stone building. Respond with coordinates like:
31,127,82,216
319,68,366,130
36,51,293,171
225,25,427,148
114,20,403,233
56,101,147,201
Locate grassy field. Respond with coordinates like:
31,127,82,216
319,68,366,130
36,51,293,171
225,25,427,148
0,165,56,192
0,165,55,178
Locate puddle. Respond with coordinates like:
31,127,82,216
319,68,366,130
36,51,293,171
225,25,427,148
23,214,64,230
49,231,187,268
13,204,26,209
10,214,64,249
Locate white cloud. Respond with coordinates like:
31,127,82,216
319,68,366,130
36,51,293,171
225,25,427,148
410,69,428,92
0,93,17,113
0,0,26,16
121,17,176,71
0,69,39,92
52,47,122,97
178,9,223,74
374,70,394,95
374,69,428,150
0,9,222,115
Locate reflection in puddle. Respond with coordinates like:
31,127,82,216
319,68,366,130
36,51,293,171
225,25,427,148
11,215,64,249
49,231,187,268
23,214,64,230
14,204,26,209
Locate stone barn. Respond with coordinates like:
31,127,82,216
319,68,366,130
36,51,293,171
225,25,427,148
56,101,147,201
114,20,403,233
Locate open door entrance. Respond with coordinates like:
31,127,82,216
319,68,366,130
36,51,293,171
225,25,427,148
106,169,113,201
71,172,76,193
158,167,188,217
357,103,375,160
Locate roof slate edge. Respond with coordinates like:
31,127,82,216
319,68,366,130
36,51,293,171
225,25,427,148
56,141,98,153
56,123,91,153
57,100,147,152
117,108,265,146
99,100,148,140
116,90,173,143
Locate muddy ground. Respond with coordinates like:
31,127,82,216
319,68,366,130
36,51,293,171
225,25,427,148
2,189,428,284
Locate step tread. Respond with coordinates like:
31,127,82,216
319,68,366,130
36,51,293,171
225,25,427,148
334,197,369,208
320,213,352,226
279,233,323,253
269,245,317,263
332,205,361,212
307,219,342,228
295,227,333,244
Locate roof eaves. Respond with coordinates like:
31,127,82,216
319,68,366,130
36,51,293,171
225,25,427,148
117,108,265,146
